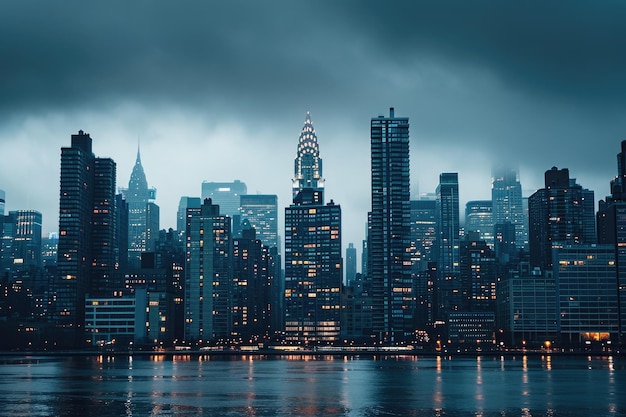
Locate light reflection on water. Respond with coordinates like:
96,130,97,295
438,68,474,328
0,354,624,416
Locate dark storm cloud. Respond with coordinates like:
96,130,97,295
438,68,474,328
1,0,626,242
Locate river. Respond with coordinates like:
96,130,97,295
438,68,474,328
0,353,624,416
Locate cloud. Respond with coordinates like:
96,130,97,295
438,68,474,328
1,0,625,252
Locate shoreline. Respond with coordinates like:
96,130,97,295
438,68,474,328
0,348,623,359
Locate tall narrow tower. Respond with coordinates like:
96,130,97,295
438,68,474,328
55,130,117,346
368,107,413,343
292,112,324,200
125,145,158,267
284,114,342,344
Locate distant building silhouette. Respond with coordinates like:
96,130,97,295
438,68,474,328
201,180,247,218
120,146,158,267
465,200,494,248
239,194,279,250
491,167,527,250
345,243,357,286
368,108,413,343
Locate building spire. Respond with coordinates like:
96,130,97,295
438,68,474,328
136,138,141,165
292,111,324,201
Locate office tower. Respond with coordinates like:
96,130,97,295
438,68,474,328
465,200,494,248
491,167,527,250
91,157,117,296
368,107,412,343
177,197,201,233
460,232,497,312
528,167,596,271
410,200,438,273
292,112,324,200
496,264,557,346
184,198,232,342
240,194,279,249
201,180,247,218
2,210,43,268
553,244,618,346
231,223,275,342
55,130,117,345
284,189,342,344
435,172,461,320
123,147,158,267
597,140,626,345
345,243,357,286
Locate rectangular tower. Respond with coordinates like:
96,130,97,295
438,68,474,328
239,194,279,250
284,189,342,344
368,107,413,343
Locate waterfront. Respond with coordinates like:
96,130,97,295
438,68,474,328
0,354,624,416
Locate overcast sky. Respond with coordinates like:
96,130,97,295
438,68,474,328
1,1,625,261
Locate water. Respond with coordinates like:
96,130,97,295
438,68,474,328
0,353,624,416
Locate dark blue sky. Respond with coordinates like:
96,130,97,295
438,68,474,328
1,1,625,253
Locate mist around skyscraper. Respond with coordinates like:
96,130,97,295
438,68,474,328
1,113,626,352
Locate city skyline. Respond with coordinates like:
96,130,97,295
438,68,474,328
2,1,626,256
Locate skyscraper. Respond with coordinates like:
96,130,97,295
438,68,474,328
410,199,438,273
436,173,461,320
597,140,626,345
201,180,247,218
2,210,43,269
177,196,201,233
55,130,117,346
345,243,357,286
491,167,527,250
123,147,158,267
292,112,324,200
368,107,413,343
528,167,596,271
239,194,279,250
465,200,494,248
284,114,342,344
184,199,232,342
284,189,342,344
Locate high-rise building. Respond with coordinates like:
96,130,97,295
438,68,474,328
231,223,276,342
122,147,158,267
528,167,596,272
435,172,461,321
597,140,626,345
284,189,342,344
345,243,357,286
201,180,247,218
465,200,494,248
368,107,413,343
184,198,232,342
2,210,43,269
55,130,118,346
491,168,527,250
460,232,497,312
292,112,324,200
410,199,438,274
239,194,279,250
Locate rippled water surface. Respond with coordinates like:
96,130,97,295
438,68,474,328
0,353,624,416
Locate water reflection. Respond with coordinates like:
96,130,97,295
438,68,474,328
0,354,624,416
